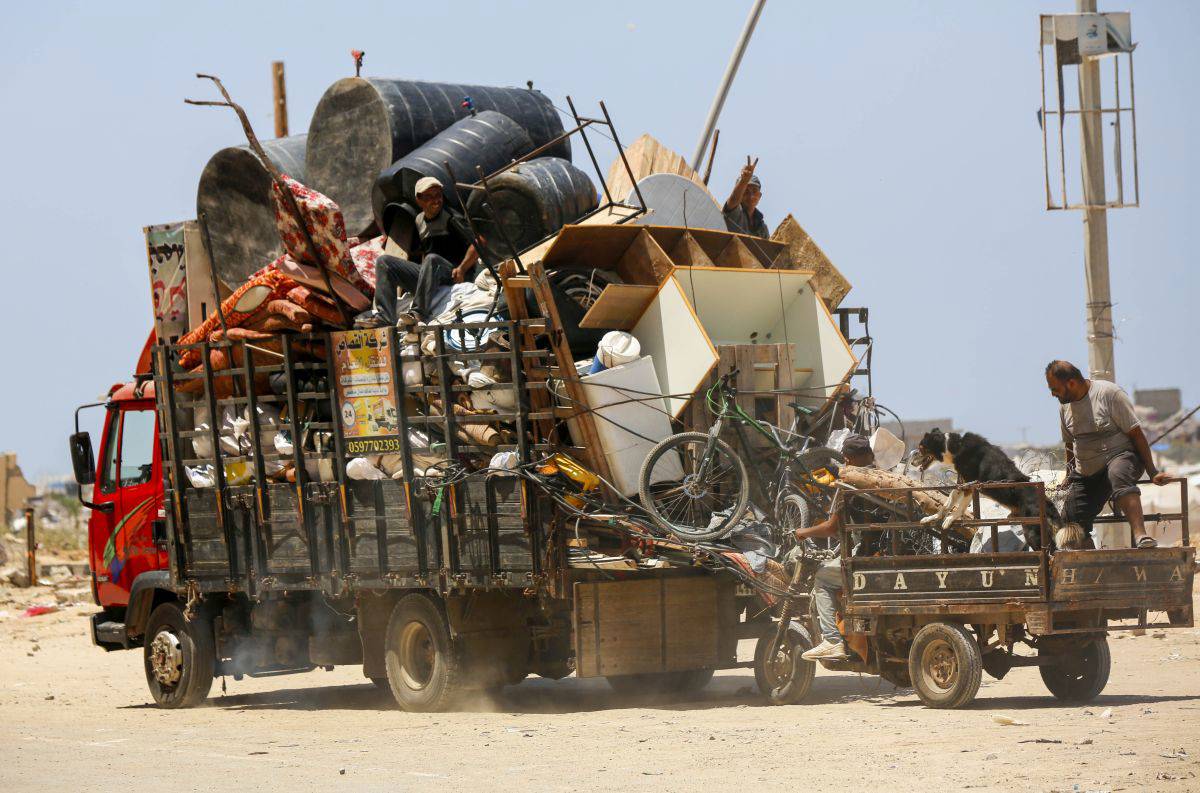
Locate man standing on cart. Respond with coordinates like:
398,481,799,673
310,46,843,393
795,434,892,661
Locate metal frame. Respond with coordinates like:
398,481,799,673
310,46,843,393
1039,15,1140,211
154,320,556,598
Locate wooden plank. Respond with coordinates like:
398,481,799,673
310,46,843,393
713,235,764,269
498,261,554,442
604,133,709,205
667,231,715,268
573,576,722,677
771,213,852,308
578,283,659,330
526,261,616,486
615,228,675,286
663,577,719,671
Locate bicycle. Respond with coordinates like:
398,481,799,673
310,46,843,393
637,368,844,542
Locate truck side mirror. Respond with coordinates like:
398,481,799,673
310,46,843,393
69,432,96,485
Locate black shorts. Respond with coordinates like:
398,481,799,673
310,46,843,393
1062,450,1144,534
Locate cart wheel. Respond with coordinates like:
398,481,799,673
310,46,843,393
907,622,983,709
754,622,817,705
638,431,749,541
142,601,215,709
606,669,715,697
384,593,463,712
1039,638,1110,702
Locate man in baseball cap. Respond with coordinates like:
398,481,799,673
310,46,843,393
358,175,480,327
722,155,769,239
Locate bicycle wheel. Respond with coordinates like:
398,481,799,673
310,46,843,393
639,431,750,541
774,492,812,546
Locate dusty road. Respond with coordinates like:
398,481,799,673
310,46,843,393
1,585,1198,793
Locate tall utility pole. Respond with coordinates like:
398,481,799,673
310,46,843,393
272,61,288,138
1076,0,1115,382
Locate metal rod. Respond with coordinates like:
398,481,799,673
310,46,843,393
691,0,768,170
272,61,288,138
1039,33,1053,209
702,128,720,185
566,95,612,206
1128,52,1141,206
24,507,35,587
601,100,646,213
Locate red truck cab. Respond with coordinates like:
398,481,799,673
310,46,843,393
73,378,170,649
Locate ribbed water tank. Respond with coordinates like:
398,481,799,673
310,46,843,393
306,78,569,237
371,111,534,233
196,134,307,288
466,157,598,258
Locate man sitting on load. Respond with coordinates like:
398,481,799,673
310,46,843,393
795,434,890,661
357,176,480,327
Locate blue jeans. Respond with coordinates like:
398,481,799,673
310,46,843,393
813,558,843,644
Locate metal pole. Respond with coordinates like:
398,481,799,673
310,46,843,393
272,61,288,138
690,0,768,170
24,506,35,587
1077,0,1115,382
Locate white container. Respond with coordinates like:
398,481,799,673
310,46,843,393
579,355,682,496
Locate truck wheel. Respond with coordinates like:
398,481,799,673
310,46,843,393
606,669,714,696
384,594,462,712
754,622,817,705
907,622,982,709
1039,638,1110,702
142,601,215,709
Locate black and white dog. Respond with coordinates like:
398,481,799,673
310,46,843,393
915,428,1082,550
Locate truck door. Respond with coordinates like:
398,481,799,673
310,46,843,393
93,402,163,606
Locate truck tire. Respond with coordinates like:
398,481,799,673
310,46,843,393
606,669,714,697
384,593,463,712
142,601,215,709
1039,638,1110,702
754,622,817,705
907,622,982,709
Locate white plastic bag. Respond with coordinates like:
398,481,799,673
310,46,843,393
870,427,906,471
346,457,386,480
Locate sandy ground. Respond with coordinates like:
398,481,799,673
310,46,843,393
1,584,1198,793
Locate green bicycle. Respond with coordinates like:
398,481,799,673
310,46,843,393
638,368,843,542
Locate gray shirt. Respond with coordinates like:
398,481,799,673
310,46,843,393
1060,379,1140,476
722,204,769,239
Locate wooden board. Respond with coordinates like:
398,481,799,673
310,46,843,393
771,214,852,308
578,284,659,330
713,235,763,269
573,576,730,678
604,133,710,206
667,231,714,268
631,276,718,418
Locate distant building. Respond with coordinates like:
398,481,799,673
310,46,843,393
879,418,954,445
1135,388,1182,421
0,452,36,524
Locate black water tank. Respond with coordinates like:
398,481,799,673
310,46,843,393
196,134,307,288
371,110,533,234
307,77,569,237
466,157,598,259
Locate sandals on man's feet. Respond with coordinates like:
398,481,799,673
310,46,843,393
1136,534,1159,549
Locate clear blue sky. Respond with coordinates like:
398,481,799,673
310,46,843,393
2,0,1196,479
